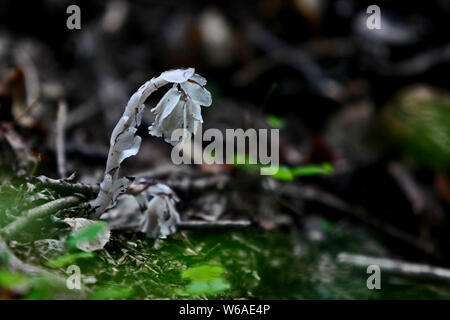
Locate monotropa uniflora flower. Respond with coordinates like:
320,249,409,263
149,68,212,145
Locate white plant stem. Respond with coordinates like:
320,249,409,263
89,68,211,238
90,76,169,217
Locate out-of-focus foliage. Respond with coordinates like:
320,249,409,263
46,252,95,268
266,115,286,129
382,86,450,170
4,224,450,299
0,269,28,290
0,179,58,230
89,285,134,300
179,264,230,296
232,153,333,181
66,220,109,252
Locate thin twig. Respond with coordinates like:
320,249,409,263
30,153,41,176
1,122,38,175
133,164,189,180
177,220,253,230
28,175,99,197
66,98,100,129
0,236,90,297
10,98,39,127
0,237,43,274
388,162,426,215
14,45,39,107
376,43,450,76
337,252,450,281
1,195,84,239
295,185,437,256
167,173,230,192
56,100,68,178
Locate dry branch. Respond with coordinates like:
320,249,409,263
1,195,84,239
338,252,450,281
56,100,68,178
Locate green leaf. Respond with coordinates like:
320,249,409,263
0,269,28,290
182,264,225,281
232,153,259,172
291,163,333,177
46,252,95,268
0,251,9,267
269,166,294,181
266,115,286,129
234,150,333,180
25,276,58,300
208,278,231,293
180,264,230,296
24,289,52,300
382,89,450,170
89,285,134,300
66,221,108,251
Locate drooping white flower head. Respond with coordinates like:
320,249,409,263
149,68,212,145
99,179,181,238
134,181,180,238
140,195,180,238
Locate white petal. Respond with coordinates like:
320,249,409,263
141,197,167,238
160,68,195,83
163,101,184,128
147,183,175,196
161,101,185,144
117,135,142,164
180,81,212,106
190,73,207,86
151,86,182,120
188,99,203,122
148,123,162,137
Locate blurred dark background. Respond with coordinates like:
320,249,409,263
0,0,449,264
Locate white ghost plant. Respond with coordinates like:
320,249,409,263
90,68,212,238
134,182,180,238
